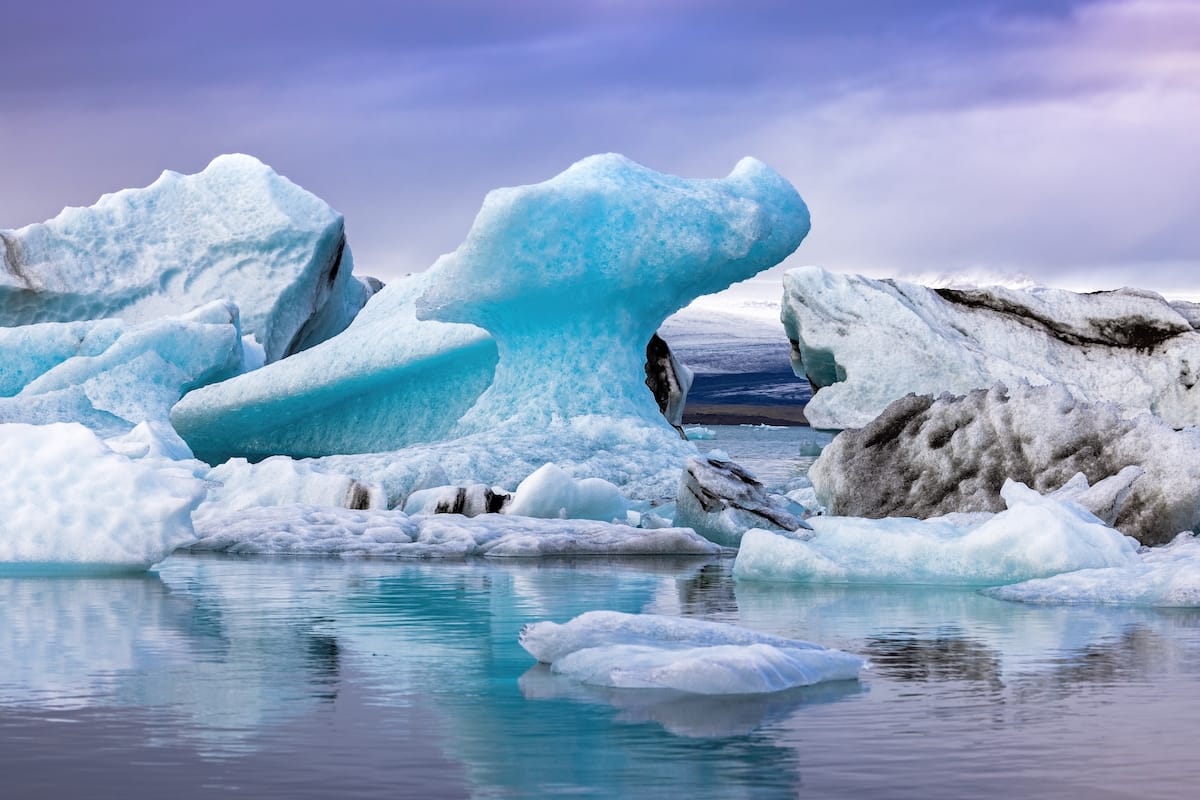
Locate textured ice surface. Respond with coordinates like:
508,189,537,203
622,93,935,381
1,301,243,436
809,382,1200,545
0,423,206,567
416,154,808,436
986,533,1200,607
189,506,721,558
189,155,808,503
1,154,372,362
674,456,809,546
202,456,385,513
171,271,497,461
519,610,863,694
734,480,1139,586
782,266,1200,429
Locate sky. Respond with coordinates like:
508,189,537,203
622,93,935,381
2,0,1197,297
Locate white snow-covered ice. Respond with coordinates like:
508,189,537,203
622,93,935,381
782,266,1200,429
734,480,1140,586
0,422,207,568
189,505,721,558
1,154,373,362
519,610,864,694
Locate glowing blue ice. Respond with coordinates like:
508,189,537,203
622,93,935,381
181,154,809,504
171,271,496,462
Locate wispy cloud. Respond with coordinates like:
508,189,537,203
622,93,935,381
2,0,1196,293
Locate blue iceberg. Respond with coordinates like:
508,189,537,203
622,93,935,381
180,154,809,506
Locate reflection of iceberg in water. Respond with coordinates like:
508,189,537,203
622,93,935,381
733,581,1200,686
0,564,347,754
519,663,865,738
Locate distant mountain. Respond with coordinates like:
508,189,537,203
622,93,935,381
659,305,811,417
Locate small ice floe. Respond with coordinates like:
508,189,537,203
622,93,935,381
189,506,721,559
519,610,865,695
985,533,1200,607
734,480,1140,586
682,425,716,440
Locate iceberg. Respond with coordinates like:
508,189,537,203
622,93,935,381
782,266,1200,429
1,154,375,362
519,610,864,694
0,422,206,568
1,301,243,436
733,480,1140,586
985,533,1200,607
188,505,721,558
809,382,1200,545
180,154,809,504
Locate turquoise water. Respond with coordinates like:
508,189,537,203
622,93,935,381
3,426,1200,798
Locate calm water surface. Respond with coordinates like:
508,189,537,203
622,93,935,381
3,427,1197,799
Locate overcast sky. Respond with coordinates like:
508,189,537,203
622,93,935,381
2,0,1197,296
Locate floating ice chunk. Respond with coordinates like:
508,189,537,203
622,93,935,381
1,154,371,361
683,426,716,440
782,266,1200,429
809,382,1200,544
674,456,810,546
519,611,863,694
734,480,1140,586
170,271,497,462
506,463,629,522
985,533,1200,607
188,506,721,559
0,301,243,435
0,423,206,568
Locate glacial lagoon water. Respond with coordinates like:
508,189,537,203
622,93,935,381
4,426,1200,799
